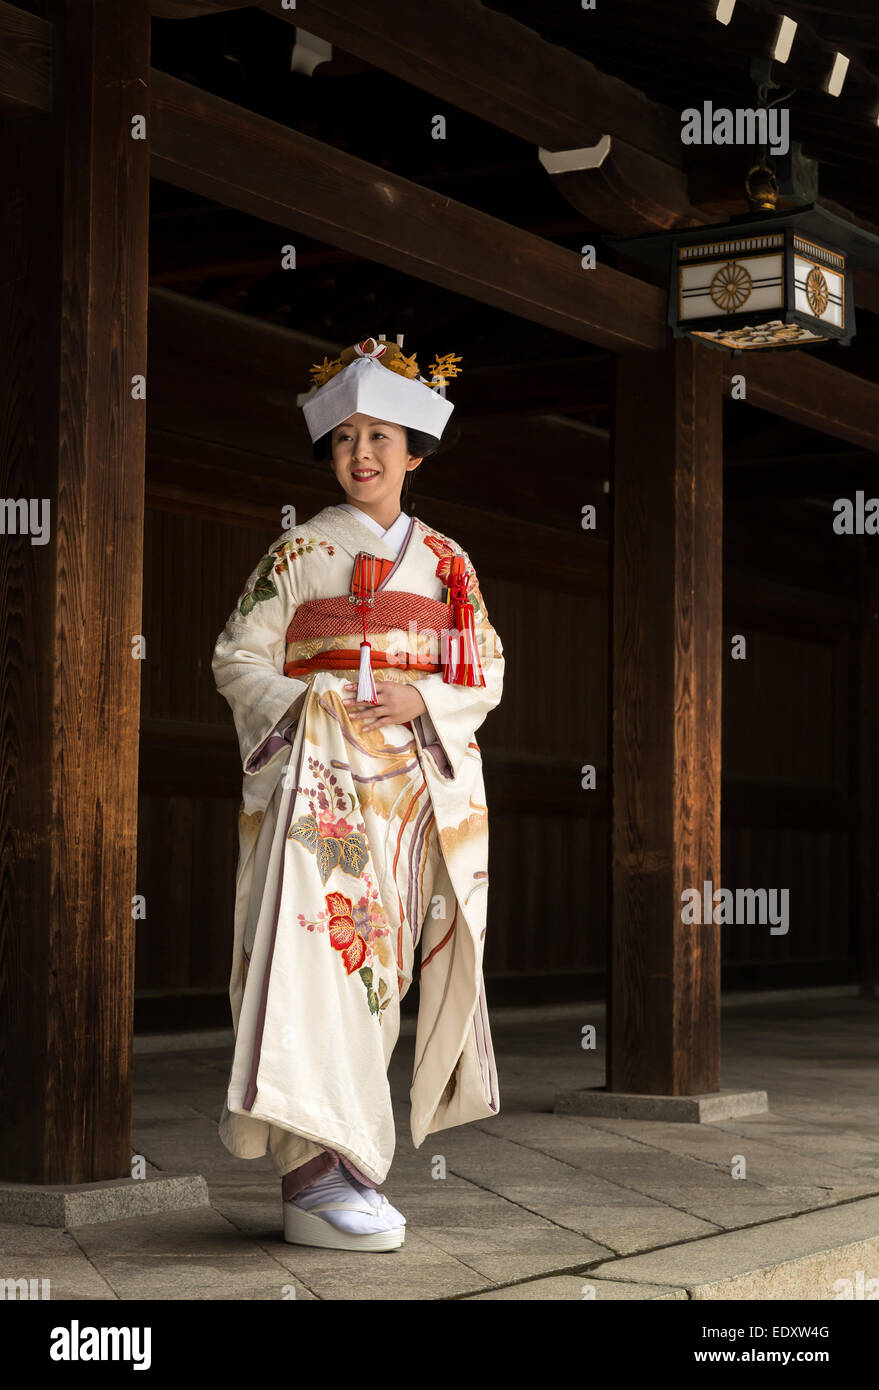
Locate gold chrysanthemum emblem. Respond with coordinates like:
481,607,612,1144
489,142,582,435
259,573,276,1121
710,261,753,313
805,266,829,317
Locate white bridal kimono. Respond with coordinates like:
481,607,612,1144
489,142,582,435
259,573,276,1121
212,504,505,1184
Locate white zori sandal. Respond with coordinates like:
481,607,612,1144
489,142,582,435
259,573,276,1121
283,1166,405,1252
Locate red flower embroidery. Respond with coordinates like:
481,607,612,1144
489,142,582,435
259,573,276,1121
423,531,475,591
325,891,368,974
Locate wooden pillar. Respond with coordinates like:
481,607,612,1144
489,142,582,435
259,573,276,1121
0,1,150,1182
608,338,723,1095
855,547,879,993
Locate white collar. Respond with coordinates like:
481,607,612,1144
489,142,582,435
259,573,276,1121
337,503,411,557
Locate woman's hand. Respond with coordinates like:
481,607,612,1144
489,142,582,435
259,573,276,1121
342,680,428,731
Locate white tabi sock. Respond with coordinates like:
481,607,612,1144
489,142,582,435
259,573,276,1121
287,1167,399,1236
341,1168,406,1226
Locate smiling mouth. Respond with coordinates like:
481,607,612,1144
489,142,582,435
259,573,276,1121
351,469,379,480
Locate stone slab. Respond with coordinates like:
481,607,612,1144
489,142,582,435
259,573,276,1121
0,1254,119,1301
265,1230,484,1301
0,1175,209,1229
554,1087,769,1123
590,1194,879,1299
466,1275,688,1300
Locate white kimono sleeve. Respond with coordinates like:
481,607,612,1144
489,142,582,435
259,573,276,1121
212,540,308,777
414,553,504,781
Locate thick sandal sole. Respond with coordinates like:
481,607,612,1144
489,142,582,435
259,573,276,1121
282,1201,405,1252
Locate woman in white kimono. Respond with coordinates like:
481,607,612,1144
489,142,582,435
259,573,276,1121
212,336,504,1252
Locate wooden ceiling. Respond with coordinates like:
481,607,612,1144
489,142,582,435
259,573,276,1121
489,0,879,199
148,1,879,484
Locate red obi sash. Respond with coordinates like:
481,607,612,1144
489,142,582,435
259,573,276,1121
283,590,450,679
284,650,442,678
283,550,486,691
285,590,452,644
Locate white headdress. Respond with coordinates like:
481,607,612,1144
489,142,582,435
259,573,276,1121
301,335,462,443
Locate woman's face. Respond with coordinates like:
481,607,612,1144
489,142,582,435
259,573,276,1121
330,413,421,518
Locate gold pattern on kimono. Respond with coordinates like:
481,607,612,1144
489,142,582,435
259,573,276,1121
439,802,488,857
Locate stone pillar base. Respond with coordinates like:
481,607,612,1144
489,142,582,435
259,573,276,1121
554,1087,768,1123
0,1174,209,1228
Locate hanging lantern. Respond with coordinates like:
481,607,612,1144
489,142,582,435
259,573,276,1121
608,159,879,353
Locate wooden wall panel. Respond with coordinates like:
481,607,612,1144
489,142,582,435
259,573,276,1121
720,825,850,981
483,815,608,978
722,629,836,788
136,791,239,992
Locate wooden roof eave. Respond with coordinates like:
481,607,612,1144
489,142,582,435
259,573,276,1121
149,68,879,452
147,0,879,315
149,68,667,356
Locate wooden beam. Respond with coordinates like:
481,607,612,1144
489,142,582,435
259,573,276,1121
725,456,879,500
549,138,710,237
455,357,612,417
148,75,879,448
149,70,667,355
724,352,879,454
0,0,150,1183
608,339,724,1095
148,0,879,292
149,0,682,165
269,0,879,274
0,0,52,113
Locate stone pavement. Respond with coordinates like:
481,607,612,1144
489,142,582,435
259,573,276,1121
2,989,878,1300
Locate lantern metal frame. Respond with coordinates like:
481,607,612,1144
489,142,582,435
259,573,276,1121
608,204,879,353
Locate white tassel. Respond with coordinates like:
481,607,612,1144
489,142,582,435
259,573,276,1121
463,623,482,675
357,640,378,704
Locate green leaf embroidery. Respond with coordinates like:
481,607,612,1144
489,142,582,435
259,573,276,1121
366,987,379,1015
238,568,277,617
252,576,277,602
359,966,374,986
257,554,276,578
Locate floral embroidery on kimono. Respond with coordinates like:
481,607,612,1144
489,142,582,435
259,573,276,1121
239,536,336,616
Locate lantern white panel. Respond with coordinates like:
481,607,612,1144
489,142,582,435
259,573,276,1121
793,255,844,328
679,254,784,322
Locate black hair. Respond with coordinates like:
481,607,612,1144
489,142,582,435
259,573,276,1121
313,424,440,462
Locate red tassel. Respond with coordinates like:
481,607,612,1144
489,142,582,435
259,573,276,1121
351,553,380,704
443,555,485,687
